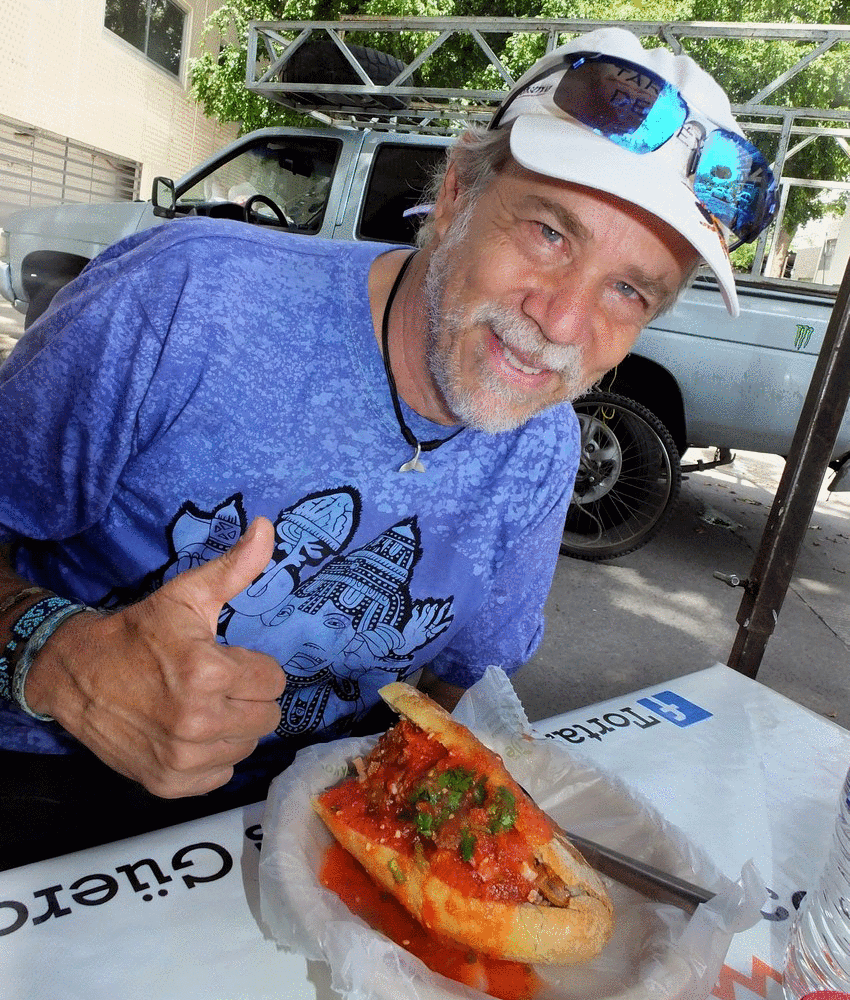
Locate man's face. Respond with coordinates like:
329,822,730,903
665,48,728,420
423,163,698,433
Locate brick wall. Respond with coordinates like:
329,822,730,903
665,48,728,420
0,0,239,202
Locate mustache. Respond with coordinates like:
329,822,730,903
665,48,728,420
471,303,584,375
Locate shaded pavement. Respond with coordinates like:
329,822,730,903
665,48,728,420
515,449,850,730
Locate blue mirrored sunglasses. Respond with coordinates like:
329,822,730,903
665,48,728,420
491,52,778,247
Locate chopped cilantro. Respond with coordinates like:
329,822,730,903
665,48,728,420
487,787,517,834
387,858,406,884
472,780,487,806
407,766,495,843
459,829,476,863
416,811,434,837
445,789,463,812
410,784,439,806
438,767,475,793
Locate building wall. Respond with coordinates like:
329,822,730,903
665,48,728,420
830,210,850,286
1,0,239,201
791,209,850,286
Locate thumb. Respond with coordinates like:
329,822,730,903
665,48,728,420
165,517,276,628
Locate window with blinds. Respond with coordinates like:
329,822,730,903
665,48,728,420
0,115,140,210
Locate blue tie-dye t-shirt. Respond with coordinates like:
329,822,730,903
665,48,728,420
0,218,579,756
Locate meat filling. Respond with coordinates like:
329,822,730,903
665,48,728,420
336,720,576,907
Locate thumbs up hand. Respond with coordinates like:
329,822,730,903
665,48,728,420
24,518,286,798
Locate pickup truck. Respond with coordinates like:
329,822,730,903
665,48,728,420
1,124,846,560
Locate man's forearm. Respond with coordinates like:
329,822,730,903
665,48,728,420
0,543,95,721
0,544,56,648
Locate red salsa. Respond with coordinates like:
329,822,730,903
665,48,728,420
320,840,543,1000
317,720,553,904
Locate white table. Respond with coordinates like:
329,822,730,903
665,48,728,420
1,663,846,1000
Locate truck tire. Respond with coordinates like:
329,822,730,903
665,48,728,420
561,391,681,561
279,41,409,112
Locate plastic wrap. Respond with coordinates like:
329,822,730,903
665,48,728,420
259,667,765,1000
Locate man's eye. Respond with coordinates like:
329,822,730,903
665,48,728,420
615,281,641,301
614,282,656,316
539,223,563,244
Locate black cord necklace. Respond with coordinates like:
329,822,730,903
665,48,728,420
381,251,462,473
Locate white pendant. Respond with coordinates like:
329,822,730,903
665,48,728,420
399,443,426,473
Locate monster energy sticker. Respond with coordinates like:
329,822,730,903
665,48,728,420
794,324,814,350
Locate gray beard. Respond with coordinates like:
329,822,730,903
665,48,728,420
422,220,590,434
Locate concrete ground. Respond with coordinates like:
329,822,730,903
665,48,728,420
3,299,847,730
515,448,850,730
0,299,23,360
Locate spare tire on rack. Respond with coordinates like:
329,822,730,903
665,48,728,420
278,41,409,112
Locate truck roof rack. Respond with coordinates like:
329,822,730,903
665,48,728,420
246,18,850,131
246,17,850,276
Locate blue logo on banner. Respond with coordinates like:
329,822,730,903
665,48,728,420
637,691,713,727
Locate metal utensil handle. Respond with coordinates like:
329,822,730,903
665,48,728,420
563,829,716,915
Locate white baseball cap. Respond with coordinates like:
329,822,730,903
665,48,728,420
491,28,776,316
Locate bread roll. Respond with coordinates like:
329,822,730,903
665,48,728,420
313,682,613,964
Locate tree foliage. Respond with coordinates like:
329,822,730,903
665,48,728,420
189,0,850,241
680,0,850,234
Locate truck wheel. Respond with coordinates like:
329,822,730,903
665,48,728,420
561,391,681,561
279,41,408,111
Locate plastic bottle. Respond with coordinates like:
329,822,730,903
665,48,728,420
784,766,850,998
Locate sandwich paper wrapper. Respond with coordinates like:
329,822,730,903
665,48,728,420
259,667,764,1000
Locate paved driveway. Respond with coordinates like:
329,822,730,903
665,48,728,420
516,449,850,730
0,299,23,361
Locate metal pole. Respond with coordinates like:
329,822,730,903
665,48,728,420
728,254,850,677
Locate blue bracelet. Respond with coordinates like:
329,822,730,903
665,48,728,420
0,595,91,719
13,604,93,721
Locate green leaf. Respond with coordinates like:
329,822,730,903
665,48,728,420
460,828,476,862
487,786,517,834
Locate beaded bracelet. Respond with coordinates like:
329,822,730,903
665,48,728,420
0,586,54,621
0,595,92,719
13,604,94,721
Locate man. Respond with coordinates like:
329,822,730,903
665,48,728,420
0,28,774,866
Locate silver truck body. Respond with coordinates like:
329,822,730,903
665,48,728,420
636,276,846,461
1,124,846,493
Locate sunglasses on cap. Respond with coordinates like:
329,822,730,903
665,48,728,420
490,51,777,248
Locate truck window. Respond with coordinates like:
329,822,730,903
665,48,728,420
358,143,449,245
177,137,342,233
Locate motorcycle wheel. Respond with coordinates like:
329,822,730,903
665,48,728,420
561,391,681,561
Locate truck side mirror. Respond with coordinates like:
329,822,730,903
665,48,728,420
152,177,177,218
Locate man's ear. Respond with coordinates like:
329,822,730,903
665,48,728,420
431,160,462,241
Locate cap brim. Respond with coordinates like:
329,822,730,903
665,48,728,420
509,116,740,317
